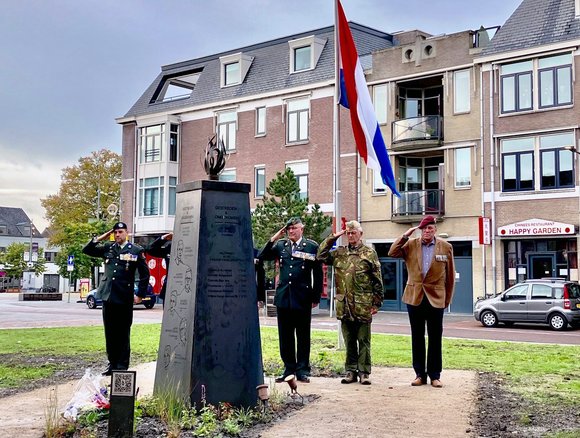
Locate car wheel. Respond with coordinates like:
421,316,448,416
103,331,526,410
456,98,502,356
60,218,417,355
480,310,498,328
144,301,155,309
548,313,567,331
87,296,97,310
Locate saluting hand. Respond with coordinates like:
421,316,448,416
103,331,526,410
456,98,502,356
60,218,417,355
404,226,420,238
162,232,173,241
96,229,113,242
333,229,347,239
271,226,287,242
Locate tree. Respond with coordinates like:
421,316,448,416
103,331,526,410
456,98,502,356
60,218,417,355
53,222,110,283
0,242,46,280
41,149,121,247
41,149,121,286
252,168,332,247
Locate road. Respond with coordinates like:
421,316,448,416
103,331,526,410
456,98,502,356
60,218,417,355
1,293,579,345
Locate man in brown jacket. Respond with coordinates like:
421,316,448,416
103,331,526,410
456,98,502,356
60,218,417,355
388,215,455,388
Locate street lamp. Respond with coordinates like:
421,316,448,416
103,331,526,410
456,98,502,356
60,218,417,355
16,221,34,268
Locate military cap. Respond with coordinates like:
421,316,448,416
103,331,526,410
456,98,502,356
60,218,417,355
418,215,436,229
113,221,128,231
286,217,303,227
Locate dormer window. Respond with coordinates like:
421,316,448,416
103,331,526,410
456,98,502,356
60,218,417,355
150,70,201,104
288,36,327,74
219,53,254,87
224,61,240,85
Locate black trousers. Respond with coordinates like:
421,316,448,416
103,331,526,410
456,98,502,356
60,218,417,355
102,301,133,370
406,295,444,381
276,307,312,376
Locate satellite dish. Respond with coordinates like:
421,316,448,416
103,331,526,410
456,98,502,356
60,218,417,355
107,204,118,216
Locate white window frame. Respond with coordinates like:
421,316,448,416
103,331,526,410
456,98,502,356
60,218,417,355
288,36,327,74
255,166,266,198
139,176,164,217
286,97,310,144
216,110,237,152
373,84,388,125
286,160,309,200
453,69,471,114
454,147,472,188
168,176,177,215
372,170,387,194
219,52,254,87
255,106,266,136
219,168,236,182
139,124,164,163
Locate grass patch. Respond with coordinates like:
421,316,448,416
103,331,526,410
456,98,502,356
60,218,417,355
1,324,579,408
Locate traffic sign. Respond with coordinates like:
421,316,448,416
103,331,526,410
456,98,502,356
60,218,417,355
67,255,74,272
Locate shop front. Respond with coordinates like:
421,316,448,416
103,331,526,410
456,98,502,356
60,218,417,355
498,218,578,288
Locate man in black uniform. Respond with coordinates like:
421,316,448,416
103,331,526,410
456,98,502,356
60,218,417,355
83,222,150,375
259,217,323,383
146,232,173,305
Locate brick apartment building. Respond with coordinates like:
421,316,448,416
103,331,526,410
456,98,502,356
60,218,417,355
478,0,580,294
116,23,394,243
355,27,496,313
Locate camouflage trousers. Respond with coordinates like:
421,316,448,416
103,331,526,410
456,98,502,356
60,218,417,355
341,319,371,374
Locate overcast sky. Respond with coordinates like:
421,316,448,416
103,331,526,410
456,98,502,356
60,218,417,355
0,0,522,230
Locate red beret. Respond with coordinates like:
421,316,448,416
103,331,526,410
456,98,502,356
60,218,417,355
418,215,436,229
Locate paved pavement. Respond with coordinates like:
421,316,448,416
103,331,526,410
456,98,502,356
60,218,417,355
1,292,579,344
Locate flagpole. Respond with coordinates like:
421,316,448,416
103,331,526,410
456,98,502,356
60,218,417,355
333,0,343,347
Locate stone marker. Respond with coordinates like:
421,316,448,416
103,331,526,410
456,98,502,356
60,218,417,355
154,180,263,408
108,370,136,438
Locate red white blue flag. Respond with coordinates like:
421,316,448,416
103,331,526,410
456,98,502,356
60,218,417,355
337,0,400,197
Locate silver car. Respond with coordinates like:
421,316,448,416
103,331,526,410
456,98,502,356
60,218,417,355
474,279,580,331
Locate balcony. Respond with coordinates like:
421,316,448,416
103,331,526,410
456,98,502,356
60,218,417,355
391,189,445,223
391,116,442,151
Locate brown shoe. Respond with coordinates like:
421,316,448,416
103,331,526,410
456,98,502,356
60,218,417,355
359,373,371,385
411,376,426,386
341,371,357,384
431,379,443,388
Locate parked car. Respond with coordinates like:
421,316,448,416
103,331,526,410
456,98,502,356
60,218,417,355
474,279,580,330
85,287,157,310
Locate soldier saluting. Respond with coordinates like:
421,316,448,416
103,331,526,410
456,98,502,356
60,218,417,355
83,222,150,376
259,217,323,383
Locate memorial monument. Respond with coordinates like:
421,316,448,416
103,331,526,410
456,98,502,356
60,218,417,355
154,136,264,408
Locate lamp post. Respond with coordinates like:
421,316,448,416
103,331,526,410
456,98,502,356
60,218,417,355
16,220,34,290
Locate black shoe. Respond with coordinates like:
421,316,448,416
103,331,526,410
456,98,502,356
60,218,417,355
275,373,291,383
102,366,113,376
297,374,310,383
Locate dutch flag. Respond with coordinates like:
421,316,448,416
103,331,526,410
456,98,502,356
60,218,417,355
337,0,400,197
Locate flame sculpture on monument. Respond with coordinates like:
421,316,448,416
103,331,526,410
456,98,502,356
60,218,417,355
203,134,227,180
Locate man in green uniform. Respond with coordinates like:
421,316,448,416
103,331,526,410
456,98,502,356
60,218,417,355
317,220,383,385
259,217,323,383
83,222,150,375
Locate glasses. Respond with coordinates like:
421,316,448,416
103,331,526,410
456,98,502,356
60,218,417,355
345,231,359,235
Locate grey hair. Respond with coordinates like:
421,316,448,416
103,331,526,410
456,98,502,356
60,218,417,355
345,220,363,232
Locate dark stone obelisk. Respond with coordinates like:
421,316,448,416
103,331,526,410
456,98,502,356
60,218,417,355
153,180,263,408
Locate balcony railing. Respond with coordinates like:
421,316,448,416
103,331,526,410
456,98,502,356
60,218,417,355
391,189,445,218
392,115,442,144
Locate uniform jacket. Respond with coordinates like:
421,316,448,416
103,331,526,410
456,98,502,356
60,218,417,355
146,237,171,300
318,236,383,323
388,236,455,309
259,238,323,310
83,239,150,305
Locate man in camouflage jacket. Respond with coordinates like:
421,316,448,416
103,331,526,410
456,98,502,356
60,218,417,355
317,220,383,385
